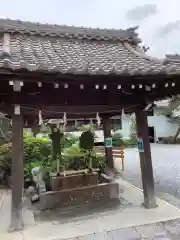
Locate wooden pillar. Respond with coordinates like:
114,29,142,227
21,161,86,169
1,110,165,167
9,80,24,231
103,116,114,169
9,107,24,231
135,108,156,208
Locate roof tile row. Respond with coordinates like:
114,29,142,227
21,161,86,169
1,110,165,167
0,19,179,76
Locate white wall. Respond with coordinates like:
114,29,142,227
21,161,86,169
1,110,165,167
148,115,178,141
121,115,132,139
120,111,179,141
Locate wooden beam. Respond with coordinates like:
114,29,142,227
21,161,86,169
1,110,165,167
0,89,143,105
0,104,139,117
0,67,178,84
135,108,156,209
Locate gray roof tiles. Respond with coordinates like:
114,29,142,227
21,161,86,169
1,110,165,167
0,18,140,43
0,18,180,76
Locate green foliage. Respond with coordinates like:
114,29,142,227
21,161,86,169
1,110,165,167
112,132,124,146
61,133,79,148
123,138,137,146
79,130,94,150
63,142,84,157
62,143,105,171
0,143,11,173
0,136,51,185
91,153,105,171
0,133,106,187
24,136,51,163
0,117,12,144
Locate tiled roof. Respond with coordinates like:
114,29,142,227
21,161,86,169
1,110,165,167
165,54,180,63
0,18,180,76
0,19,140,43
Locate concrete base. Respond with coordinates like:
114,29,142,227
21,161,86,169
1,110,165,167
34,182,120,210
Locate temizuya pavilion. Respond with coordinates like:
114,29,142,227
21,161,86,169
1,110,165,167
0,19,180,230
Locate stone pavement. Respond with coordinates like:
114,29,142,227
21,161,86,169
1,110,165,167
0,189,35,236
1,179,180,240
55,221,180,239
3,220,180,240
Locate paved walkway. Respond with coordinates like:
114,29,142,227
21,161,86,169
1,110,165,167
0,189,35,236
1,179,180,239
52,221,180,239
2,222,180,239
0,189,9,233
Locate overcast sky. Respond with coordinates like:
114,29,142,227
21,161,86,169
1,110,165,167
0,0,180,57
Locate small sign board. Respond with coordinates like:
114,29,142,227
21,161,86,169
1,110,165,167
137,137,144,152
104,137,112,148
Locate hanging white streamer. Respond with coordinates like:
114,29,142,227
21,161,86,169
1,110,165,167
122,108,132,120
25,120,28,127
74,119,77,129
90,118,93,125
63,112,67,127
38,110,43,126
96,113,101,126
121,108,126,120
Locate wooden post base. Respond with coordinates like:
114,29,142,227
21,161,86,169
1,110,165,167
9,206,24,232
9,112,24,231
135,108,156,209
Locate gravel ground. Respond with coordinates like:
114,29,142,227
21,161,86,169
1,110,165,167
115,144,180,201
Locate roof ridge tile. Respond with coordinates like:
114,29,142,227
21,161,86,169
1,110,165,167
0,18,140,43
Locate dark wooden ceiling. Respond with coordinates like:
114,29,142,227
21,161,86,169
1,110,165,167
0,71,179,125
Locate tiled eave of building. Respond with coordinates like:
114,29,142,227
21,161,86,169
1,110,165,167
0,19,180,76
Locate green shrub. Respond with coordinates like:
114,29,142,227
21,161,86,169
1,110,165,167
62,142,84,170
0,136,51,185
91,153,105,171
62,134,79,148
0,143,12,173
63,142,84,157
0,136,51,166
123,138,137,147
112,132,124,147
23,136,51,163
62,143,105,171
0,134,105,187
